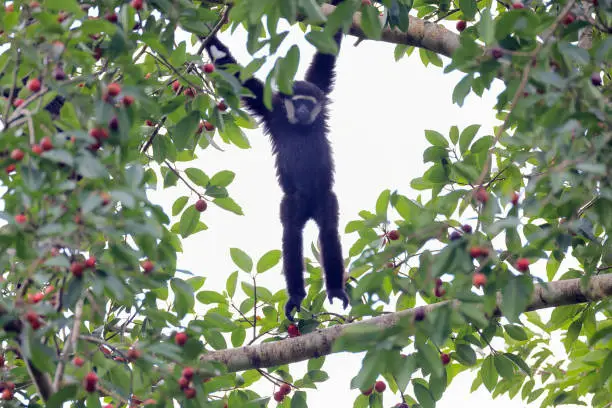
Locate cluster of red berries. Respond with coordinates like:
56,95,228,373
287,324,300,338
361,380,387,396
273,383,292,402
434,278,445,298
178,367,197,399
1,381,15,400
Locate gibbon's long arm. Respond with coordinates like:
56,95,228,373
304,30,343,96
204,36,269,120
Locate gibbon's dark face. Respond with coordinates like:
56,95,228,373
283,81,325,126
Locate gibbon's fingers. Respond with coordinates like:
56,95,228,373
327,288,349,309
284,294,305,321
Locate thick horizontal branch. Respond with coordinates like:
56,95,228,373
202,274,612,372
320,4,460,58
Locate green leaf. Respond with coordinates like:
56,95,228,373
171,278,195,319
479,8,495,45
230,247,253,273
196,290,227,304
178,205,200,238
305,30,339,55
47,385,78,408
173,110,200,150
481,355,498,391
455,344,477,366
277,45,300,95
172,196,189,216
504,324,528,341
299,0,327,22
459,0,477,19
459,124,480,154
291,391,307,408
226,271,238,297
257,250,282,273
425,130,449,147
449,125,459,145
494,354,515,379
361,6,383,40
203,329,227,350
185,168,210,187
413,381,435,408
375,189,390,219
210,170,235,187
501,275,533,322
213,197,244,215
231,327,246,347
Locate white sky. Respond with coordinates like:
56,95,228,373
146,23,577,408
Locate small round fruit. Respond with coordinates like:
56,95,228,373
178,376,190,390
27,78,42,92
145,120,154,126
182,367,194,380
172,80,180,92
105,12,118,23
1,389,13,401
15,214,27,224
41,136,54,151
107,82,121,97
279,383,291,395
109,117,119,131
122,95,135,106
511,191,520,206
84,371,98,392
89,128,109,141
387,230,400,241
449,231,461,241
141,260,154,274
73,356,85,367
475,187,489,203
202,63,214,74
175,332,188,346
32,144,43,155
127,347,141,360
516,258,530,272
203,121,214,131
362,0,372,5
85,256,96,268
591,73,602,86
472,273,487,288
469,247,482,258
184,88,195,97
434,286,446,298
13,98,24,108
374,380,386,393
491,47,503,59
217,101,227,111
131,0,143,10
511,1,524,8
456,20,467,32
184,387,196,399
287,324,300,337
273,391,284,402
0,354,5,367
10,148,24,161
441,353,451,365
71,262,85,277
414,306,426,321
361,387,373,396
53,66,66,80
461,224,472,233
28,293,44,304
6,164,16,173
195,199,207,212
562,12,575,25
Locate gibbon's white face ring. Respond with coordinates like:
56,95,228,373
284,97,322,125
210,45,227,61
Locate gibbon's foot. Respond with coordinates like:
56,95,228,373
284,294,305,321
327,288,349,309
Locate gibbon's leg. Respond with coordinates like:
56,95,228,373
314,191,349,308
280,194,310,320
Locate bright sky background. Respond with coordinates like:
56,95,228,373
146,22,580,408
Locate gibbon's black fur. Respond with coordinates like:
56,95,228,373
205,16,348,321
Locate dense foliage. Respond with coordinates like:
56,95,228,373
0,0,610,407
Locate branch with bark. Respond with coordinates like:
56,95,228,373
202,274,612,373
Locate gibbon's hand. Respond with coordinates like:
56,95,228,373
284,294,306,322
327,288,349,309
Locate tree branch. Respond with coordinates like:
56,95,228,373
201,274,612,373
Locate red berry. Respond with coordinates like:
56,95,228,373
93,47,102,60
15,214,27,224
0,354,4,367
511,191,520,206
456,20,467,32
106,82,121,97
441,353,451,365
122,95,135,106
511,2,524,8
13,98,24,108
183,387,196,399
131,0,143,10
449,231,462,241
71,262,85,277
414,306,426,321
434,286,446,298
28,292,44,303
461,224,472,233
141,260,154,274
361,387,373,396
44,285,56,295
387,230,400,241
178,376,189,390
362,0,372,5
472,273,487,288
145,120,154,126
491,48,503,59
6,164,16,174
73,356,85,367
27,78,41,92
89,128,109,141
41,136,53,151
30,2,41,9
84,372,98,392
26,311,42,330
183,88,195,97
172,81,180,92
101,192,111,206
105,12,118,23
57,11,68,22
217,101,227,111
85,256,96,268
195,199,207,212
109,116,119,131
374,380,386,393
562,13,575,25
127,348,141,360
591,73,602,86
1,389,13,401
32,144,43,155
10,148,24,161
175,332,188,346
475,187,489,203
279,383,291,395
287,324,300,338
203,121,214,131
516,258,530,272
469,247,482,258
202,63,214,74
182,367,194,380
273,391,284,402
5,4,14,12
